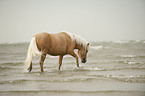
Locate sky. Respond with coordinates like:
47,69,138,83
0,0,145,43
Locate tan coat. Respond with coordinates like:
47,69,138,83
25,32,89,72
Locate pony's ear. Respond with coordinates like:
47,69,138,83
86,43,90,51
87,43,90,46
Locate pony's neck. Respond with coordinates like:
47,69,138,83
74,43,82,50
66,32,88,50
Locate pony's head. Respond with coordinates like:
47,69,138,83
66,32,90,63
78,43,90,63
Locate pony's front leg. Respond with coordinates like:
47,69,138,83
28,61,32,72
39,54,46,72
69,51,79,67
58,55,63,70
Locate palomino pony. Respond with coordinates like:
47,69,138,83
25,32,89,72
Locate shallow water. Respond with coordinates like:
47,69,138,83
0,40,145,96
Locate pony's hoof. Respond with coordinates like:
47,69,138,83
28,67,32,72
28,70,31,72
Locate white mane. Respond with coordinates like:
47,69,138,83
66,32,89,50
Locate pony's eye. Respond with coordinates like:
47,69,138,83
86,50,88,53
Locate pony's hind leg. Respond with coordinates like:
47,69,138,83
39,54,46,72
28,61,32,72
58,55,63,70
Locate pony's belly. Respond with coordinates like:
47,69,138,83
48,50,67,56
48,53,67,56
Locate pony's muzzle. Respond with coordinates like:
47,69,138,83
82,58,86,63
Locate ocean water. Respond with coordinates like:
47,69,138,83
0,40,145,96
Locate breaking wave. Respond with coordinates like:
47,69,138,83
93,74,145,83
1,74,145,84
120,55,145,58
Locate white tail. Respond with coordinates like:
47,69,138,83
24,37,42,70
